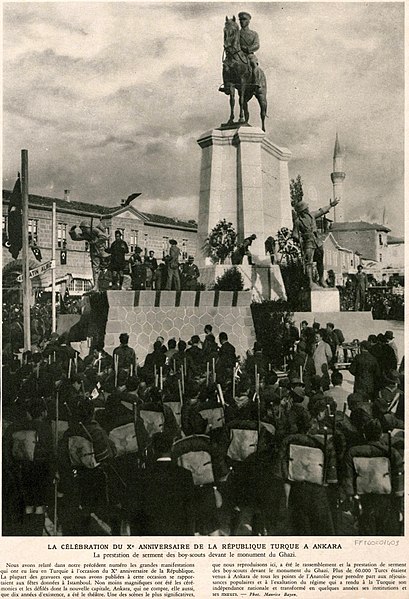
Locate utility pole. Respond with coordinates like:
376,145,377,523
52,202,57,332
21,149,31,351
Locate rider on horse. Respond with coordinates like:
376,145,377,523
219,11,261,94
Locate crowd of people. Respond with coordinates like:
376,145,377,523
100,230,200,292
338,275,404,320
2,320,404,537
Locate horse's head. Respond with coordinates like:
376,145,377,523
224,15,240,51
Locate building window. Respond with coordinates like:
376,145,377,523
3,215,8,236
379,253,382,263
68,279,93,294
57,223,67,249
28,219,38,243
182,238,188,260
130,230,139,253
379,234,383,246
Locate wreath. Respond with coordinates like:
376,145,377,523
202,219,237,264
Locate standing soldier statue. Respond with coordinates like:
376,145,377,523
69,220,109,291
293,198,340,289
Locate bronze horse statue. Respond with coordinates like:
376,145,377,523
221,16,267,131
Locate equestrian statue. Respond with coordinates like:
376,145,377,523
219,12,267,131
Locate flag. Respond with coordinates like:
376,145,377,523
31,245,42,262
7,175,23,259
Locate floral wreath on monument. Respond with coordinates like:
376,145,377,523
265,227,302,265
202,219,237,264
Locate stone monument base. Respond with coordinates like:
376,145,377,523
104,290,255,362
200,264,287,302
196,126,292,266
300,288,340,312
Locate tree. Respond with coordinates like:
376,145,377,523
290,174,304,207
213,267,244,291
202,219,237,264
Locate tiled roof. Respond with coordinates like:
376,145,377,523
3,189,110,216
331,221,390,233
3,189,197,230
139,211,197,230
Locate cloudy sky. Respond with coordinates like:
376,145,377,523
3,2,404,234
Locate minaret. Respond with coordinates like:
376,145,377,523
331,133,346,222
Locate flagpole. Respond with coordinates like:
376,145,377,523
51,202,57,332
21,149,31,351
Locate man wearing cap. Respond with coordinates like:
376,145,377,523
354,264,368,311
238,12,261,88
107,230,129,290
385,330,398,363
69,220,109,291
129,246,146,290
165,239,181,291
219,12,261,93
181,256,200,290
293,197,340,289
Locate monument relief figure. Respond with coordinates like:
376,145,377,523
293,198,340,289
219,13,267,131
69,220,110,291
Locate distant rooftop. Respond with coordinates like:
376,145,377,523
3,189,197,231
331,220,390,233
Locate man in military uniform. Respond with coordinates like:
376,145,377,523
219,11,261,93
69,220,109,291
238,11,261,88
181,256,200,290
293,198,340,289
107,230,129,290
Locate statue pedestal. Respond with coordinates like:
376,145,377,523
309,288,340,312
103,291,255,361
196,126,292,267
200,264,286,301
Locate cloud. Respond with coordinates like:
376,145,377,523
3,2,404,236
